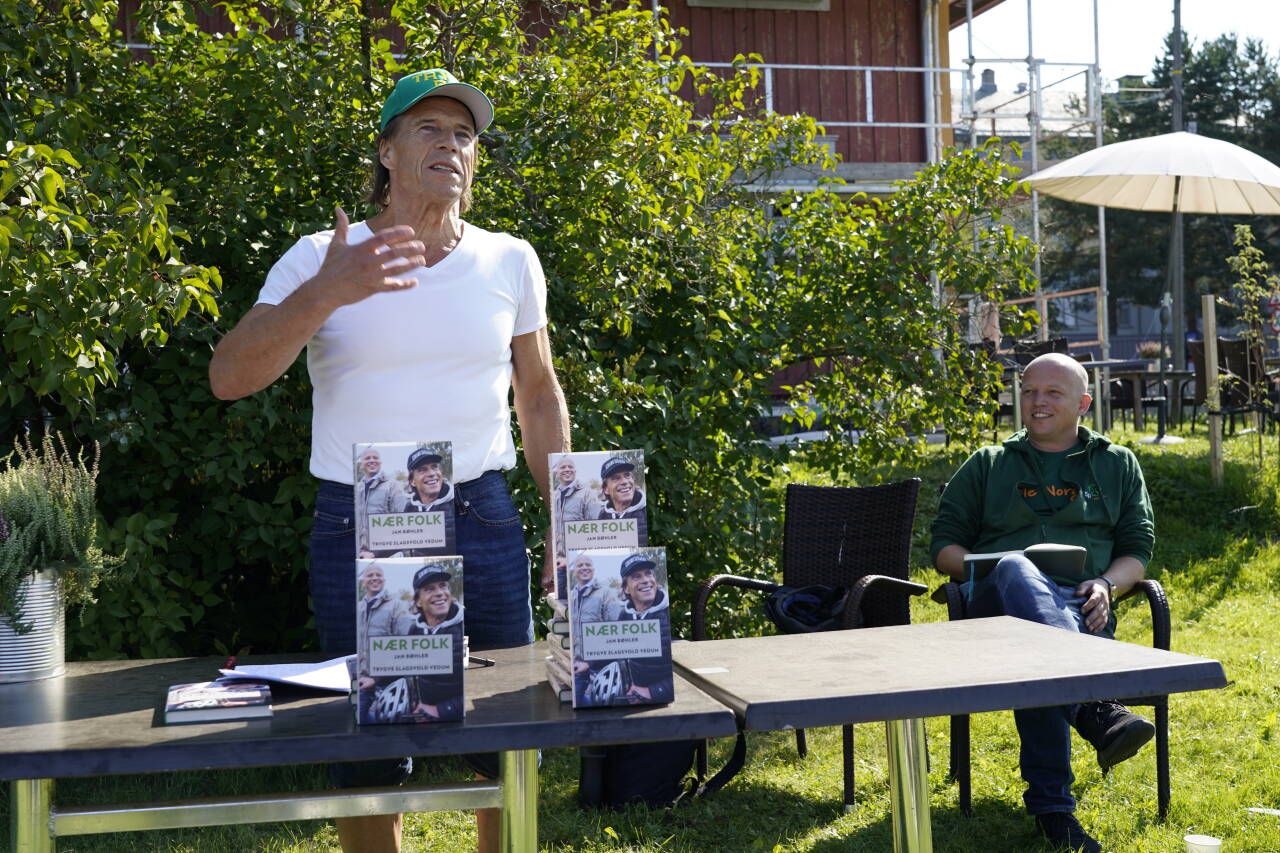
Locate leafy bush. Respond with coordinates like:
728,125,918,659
1,0,1033,655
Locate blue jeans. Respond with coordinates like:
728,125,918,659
967,554,1115,816
310,470,534,785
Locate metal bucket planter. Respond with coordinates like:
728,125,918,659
0,569,65,683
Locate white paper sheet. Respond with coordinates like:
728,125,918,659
219,655,354,693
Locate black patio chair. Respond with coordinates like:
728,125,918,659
1216,337,1279,433
931,573,1174,820
1107,374,1166,430
1012,336,1069,367
691,479,927,810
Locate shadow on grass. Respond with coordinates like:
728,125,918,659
910,799,1054,853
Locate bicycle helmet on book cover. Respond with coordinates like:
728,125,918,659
587,660,630,704
371,677,412,721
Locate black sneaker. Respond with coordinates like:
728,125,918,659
1035,812,1102,853
1074,700,1156,772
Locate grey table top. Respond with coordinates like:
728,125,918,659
0,645,737,780
672,616,1227,732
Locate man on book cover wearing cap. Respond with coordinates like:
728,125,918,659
614,552,672,704
930,352,1155,853
596,455,648,543
210,68,569,853
404,564,465,721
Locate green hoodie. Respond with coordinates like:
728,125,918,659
929,426,1154,584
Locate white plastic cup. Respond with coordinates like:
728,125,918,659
1184,834,1222,853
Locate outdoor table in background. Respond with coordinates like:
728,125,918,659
673,617,1227,853
2,646,736,853
1097,363,1194,432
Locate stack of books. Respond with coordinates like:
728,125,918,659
351,441,466,725
545,450,674,709
543,595,572,702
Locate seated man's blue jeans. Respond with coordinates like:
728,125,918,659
966,554,1115,816
310,471,535,786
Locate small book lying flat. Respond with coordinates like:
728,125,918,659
164,681,272,724
963,543,1088,585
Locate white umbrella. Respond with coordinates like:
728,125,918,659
1024,131,1280,215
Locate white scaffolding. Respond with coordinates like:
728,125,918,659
955,0,1109,356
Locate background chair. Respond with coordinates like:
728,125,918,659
1186,338,1275,434
1011,336,1070,367
1107,375,1166,430
1217,337,1278,433
931,574,1174,820
691,479,926,811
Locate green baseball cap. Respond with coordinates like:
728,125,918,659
379,68,494,134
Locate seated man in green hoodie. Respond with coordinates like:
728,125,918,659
930,352,1156,853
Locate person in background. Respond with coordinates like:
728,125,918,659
931,353,1156,853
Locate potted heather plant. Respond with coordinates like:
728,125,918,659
0,432,116,682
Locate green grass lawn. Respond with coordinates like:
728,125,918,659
6,425,1280,851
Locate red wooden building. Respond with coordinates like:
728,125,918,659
663,0,1007,192
115,0,1005,191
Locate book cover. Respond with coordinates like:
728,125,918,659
354,441,456,558
164,681,272,724
964,543,1088,585
548,450,649,599
568,547,674,709
355,555,465,724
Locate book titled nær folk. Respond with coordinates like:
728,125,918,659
548,449,649,599
354,555,465,724
568,546,673,709
353,441,456,557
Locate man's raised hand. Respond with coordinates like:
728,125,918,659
310,207,426,308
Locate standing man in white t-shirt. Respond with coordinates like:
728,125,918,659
209,69,569,853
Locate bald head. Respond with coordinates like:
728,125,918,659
1024,353,1088,398
1020,353,1091,450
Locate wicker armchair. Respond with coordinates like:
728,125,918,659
932,577,1174,820
691,479,927,810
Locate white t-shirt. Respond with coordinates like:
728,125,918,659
257,221,547,485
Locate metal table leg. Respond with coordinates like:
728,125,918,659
886,718,932,853
12,778,55,853
499,749,538,853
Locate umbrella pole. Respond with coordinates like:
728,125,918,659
1204,294,1224,487
1158,294,1169,441
1157,177,1182,442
